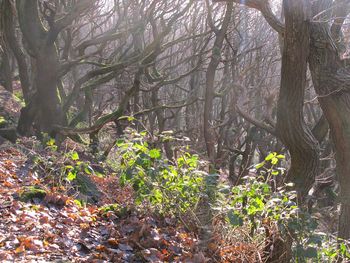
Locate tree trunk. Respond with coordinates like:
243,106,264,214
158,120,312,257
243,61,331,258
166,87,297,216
2,0,31,102
0,45,12,93
276,0,319,200
309,17,350,240
16,0,63,136
204,2,233,166
35,47,63,134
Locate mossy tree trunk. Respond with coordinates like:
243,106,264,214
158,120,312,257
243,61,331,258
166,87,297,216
15,0,63,136
15,0,93,137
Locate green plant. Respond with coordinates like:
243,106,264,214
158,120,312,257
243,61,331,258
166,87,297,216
0,116,7,127
44,136,58,151
223,153,296,234
318,237,350,262
217,152,350,262
13,90,25,106
63,151,94,182
114,128,204,215
288,215,350,262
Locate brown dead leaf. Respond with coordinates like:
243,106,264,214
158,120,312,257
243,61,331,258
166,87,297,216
15,245,25,254
96,244,106,251
208,242,217,251
2,181,14,187
39,215,49,224
107,238,119,247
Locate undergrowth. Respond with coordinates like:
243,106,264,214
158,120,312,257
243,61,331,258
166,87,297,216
25,131,350,262
107,130,350,262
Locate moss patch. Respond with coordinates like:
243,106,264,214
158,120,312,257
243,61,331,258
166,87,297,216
19,186,47,202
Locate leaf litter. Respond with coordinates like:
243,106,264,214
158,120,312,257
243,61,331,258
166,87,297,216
0,142,215,262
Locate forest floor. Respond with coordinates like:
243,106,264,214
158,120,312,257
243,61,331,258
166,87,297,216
1,86,336,262
0,87,214,262
0,140,217,262
0,86,266,262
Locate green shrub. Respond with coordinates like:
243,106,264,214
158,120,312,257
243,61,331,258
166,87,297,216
114,128,204,215
216,152,350,262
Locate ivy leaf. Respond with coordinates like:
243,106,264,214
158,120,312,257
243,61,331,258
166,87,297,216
265,152,276,161
271,157,279,165
127,116,135,122
340,243,350,258
255,161,265,169
84,165,94,175
71,152,79,161
65,165,74,170
46,138,56,147
153,189,163,202
67,171,77,181
116,139,125,147
149,149,161,159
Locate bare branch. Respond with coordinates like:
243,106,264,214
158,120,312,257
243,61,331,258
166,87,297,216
235,105,276,135
213,0,285,34
49,0,95,43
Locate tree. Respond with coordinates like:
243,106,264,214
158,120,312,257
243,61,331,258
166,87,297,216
276,0,320,201
4,0,349,244
15,0,94,136
215,0,350,240
308,0,350,241
203,1,233,167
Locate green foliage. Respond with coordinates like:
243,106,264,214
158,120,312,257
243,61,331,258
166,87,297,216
114,128,204,215
63,151,94,182
13,90,25,106
44,135,58,151
30,139,100,203
73,199,84,208
289,217,350,262
99,203,120,214
222,153,295,233
216,153,350,262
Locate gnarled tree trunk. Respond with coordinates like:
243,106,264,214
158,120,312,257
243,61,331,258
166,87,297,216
276,0,320,200
16,0,63,136
309,12,350,239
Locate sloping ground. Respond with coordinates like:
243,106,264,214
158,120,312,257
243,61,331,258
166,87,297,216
0,142,211,262
0,85,22,128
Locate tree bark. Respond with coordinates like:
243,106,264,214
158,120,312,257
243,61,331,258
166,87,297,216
16,0,92,136
276,0,320,200
309,12,350,239
0,43,12,93
15,0,63,136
